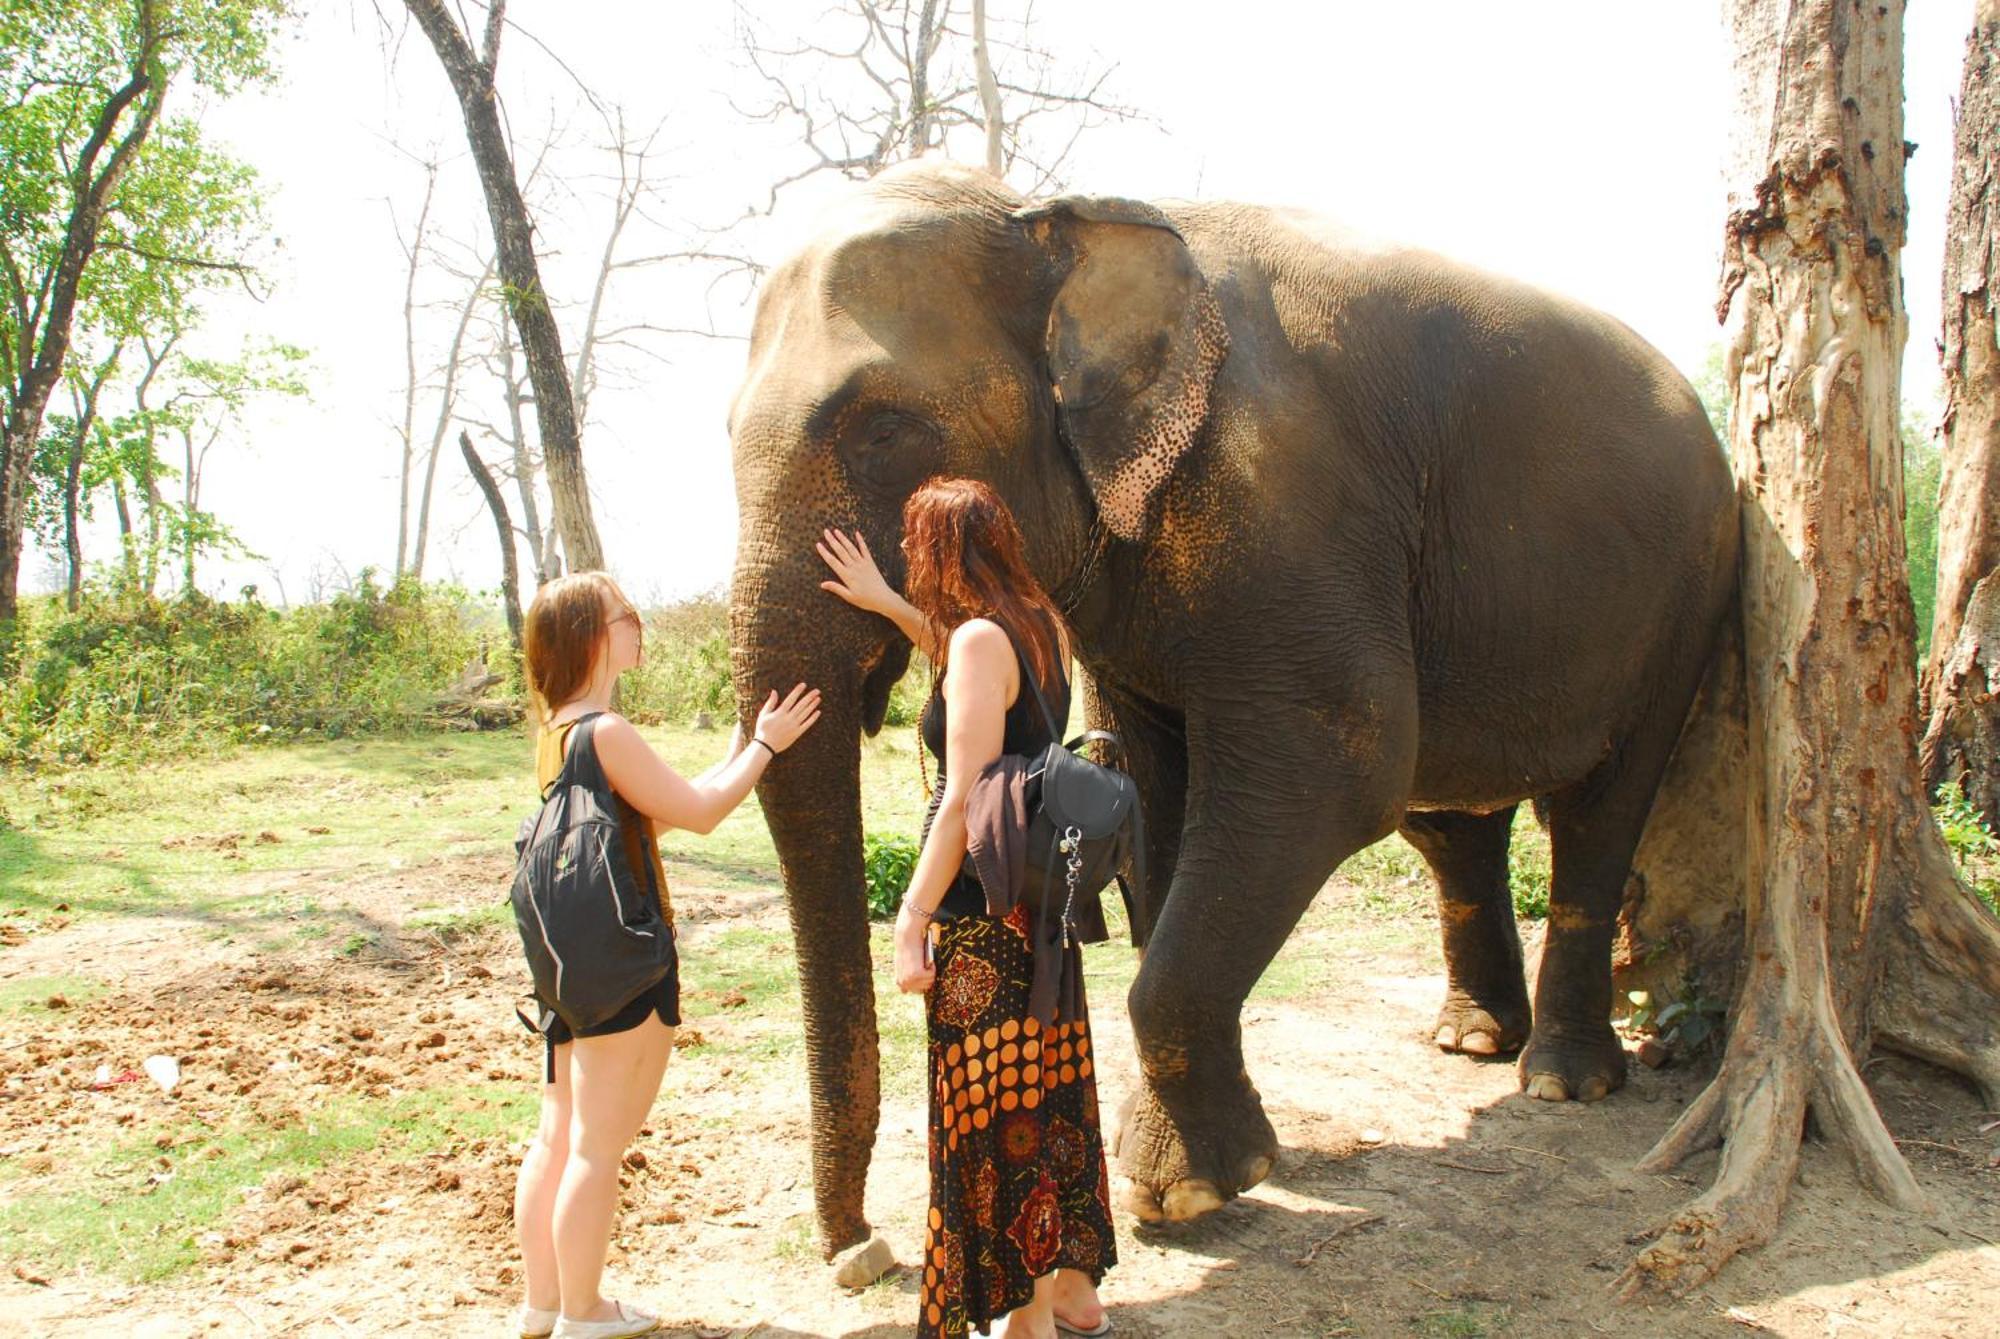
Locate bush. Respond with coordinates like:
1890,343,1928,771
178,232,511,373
1934,780,1999,916
0,574,499,767
863,831,920,920
620,589,733,725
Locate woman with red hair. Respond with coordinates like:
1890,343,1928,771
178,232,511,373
820,478,1116,1339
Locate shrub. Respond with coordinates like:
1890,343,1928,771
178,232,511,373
0,575,498,767
621,589,734,725
863,831,920,920
1934,779,1999,916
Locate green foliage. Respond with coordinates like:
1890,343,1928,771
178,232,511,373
1903,408,1942,661
1933,779,1999,915
1507,810,1551,920
1624,978,1727,1055
621,588,734,724
1690,342,1730,446
0,0,291,352
0,574,499,766
863,830,919,920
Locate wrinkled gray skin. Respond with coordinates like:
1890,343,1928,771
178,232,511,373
726,160,1737,1254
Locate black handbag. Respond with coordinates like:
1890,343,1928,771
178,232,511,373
1017,670,1148,947
509,714,674,1031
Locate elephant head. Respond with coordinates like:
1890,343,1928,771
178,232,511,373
725,159,1227,1258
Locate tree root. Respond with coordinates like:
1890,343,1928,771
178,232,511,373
1874,827,2000,1110
1616,848,1940,1297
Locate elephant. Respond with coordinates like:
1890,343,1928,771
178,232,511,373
725,159,1738,1262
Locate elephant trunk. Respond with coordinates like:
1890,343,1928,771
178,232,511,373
730,584,879,1257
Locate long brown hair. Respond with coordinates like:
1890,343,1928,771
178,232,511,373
523,571,635,725
901,477,1069,696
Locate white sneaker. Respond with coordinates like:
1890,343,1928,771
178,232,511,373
551,1299,660,1339
520,1303,558,1338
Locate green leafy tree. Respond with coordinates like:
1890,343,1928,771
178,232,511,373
0,0,290,623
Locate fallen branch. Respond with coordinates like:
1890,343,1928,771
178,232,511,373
1293,1213,1382,1268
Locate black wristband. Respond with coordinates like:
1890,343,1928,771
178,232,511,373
749,737,777,759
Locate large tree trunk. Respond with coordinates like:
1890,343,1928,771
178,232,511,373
459,430,522,650
402,0,605,574
1920,0,2000,828
1619,0,2000,1299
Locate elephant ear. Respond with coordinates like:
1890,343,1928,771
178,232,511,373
1014,195,1229,542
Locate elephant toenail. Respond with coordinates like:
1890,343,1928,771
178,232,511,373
1460,1030,1499,1056
1524,1073,1570,1102
1118,1182,1166,1223
1435,1026,1459,1050
1240,1154,1274,1189
1162,1179,1227,1221
1578,1076,1611,1102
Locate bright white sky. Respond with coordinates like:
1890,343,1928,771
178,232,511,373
27,0,1977,604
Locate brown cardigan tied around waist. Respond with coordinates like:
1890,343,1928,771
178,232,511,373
961,753,1110,1025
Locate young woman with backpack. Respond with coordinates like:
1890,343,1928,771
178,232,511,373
514,571,820,1339
819,478,1117,1339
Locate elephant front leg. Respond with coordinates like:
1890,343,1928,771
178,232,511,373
1401,807,1531,1055
1118,705,1412,1222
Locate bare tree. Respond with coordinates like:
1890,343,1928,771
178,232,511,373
389,159,438,581
732,0,1143,208
459,428,521,647
1616,0,2000,1298
972,0,1004,176
409,247,496,580
401,0,605,573
1920,0,2000,828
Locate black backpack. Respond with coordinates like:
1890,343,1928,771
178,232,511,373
1016,669,1148,948
510,714,674,1031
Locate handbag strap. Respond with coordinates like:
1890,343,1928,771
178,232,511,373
1015,642,1069,747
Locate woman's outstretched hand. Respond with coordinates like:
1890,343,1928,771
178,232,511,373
816,528,897,616
754,683,822,753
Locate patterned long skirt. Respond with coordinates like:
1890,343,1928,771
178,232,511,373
918,903,1117,1339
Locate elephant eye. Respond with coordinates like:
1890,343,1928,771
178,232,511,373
840,410,940,488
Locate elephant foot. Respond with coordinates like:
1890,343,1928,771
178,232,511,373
1115,1082,1276,1224
830,1234,896,1289
1519,1024,1628,1103
1433,988,1530,1056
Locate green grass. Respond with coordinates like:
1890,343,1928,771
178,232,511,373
1415,1303,1512,1338
0,1082,536,1283
0,973,106,1013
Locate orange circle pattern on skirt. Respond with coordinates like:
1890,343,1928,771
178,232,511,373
919,904,1116,1339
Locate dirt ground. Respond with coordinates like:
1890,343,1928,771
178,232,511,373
0,849,1995,1339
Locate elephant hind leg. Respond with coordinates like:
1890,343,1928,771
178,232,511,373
1401,806,1529,1056
1521,705,1692,1103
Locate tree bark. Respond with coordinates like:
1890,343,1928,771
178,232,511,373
402,0,605,574
62,354,118,612
459,430,522,650
1619,0,2000,1299
972,0,1005,177
0,0,164,621
1920,0,2000,828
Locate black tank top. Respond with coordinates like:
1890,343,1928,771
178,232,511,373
919,626,1070,917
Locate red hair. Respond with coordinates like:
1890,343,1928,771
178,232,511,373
900,478,1069,695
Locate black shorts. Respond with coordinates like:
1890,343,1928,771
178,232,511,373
532,956,681,1083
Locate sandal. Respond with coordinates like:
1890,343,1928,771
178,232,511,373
1055,1315,1113,1338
